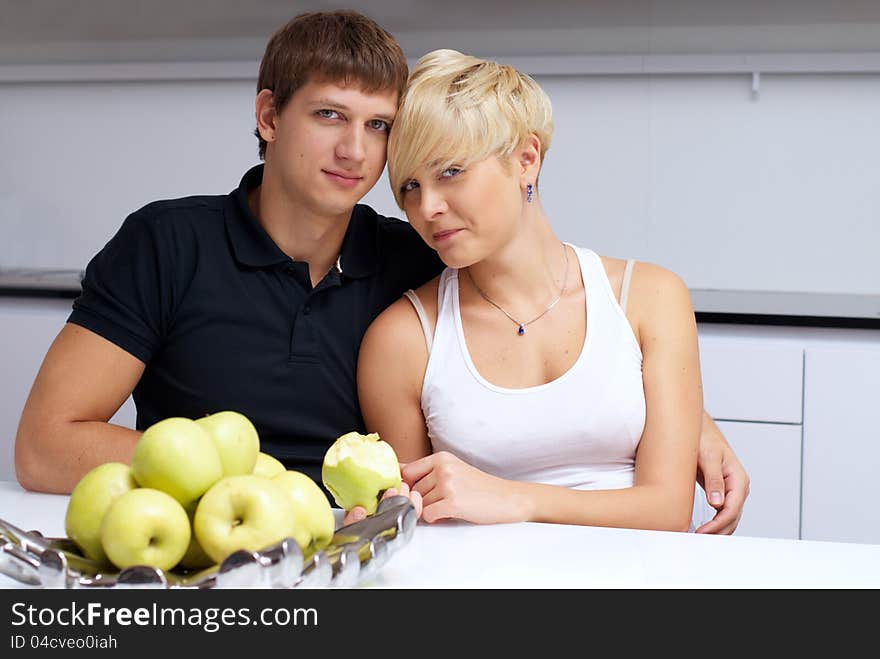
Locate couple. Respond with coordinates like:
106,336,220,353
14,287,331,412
16,10,747,534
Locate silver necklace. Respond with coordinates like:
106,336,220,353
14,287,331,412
466,245,569,336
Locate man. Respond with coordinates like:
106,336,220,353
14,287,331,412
14,10,746,533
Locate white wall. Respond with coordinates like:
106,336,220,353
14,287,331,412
0,79,260,269
2,67,878,294
537,72,880,294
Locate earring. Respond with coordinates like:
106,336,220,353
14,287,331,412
526,183,533,203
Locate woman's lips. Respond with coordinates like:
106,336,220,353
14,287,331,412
432,229,462,243
323,170,362,188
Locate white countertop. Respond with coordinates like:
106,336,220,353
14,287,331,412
3,480,879,588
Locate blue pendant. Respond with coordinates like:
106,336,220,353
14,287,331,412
517,324,525,336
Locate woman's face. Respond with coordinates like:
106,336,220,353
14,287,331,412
399,154,523,268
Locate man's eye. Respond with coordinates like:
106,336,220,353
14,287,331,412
401,179,419,193
368,119,389,132
317,109,340,119
440,167,462,178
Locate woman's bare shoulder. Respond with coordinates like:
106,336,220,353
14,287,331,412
598,254,687,298
362,275,442,357
623,261,694,346
627,261,690,301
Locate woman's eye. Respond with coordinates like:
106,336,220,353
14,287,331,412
440,167,462,178
401,179,420,193
317,109,340,119
368,119,390,132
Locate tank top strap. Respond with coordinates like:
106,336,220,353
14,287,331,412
402,289,433,354
402,268,458,356
619,259,636,313
571,245,634,317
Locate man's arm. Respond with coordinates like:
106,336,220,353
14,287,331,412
695,410,751,534
15,323,145,494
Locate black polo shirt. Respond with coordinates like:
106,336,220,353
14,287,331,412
69,164,443,486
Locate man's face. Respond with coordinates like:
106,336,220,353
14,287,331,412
266,79,398,219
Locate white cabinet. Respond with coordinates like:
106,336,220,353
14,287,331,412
693,421,802,539
697,326,880,544
0,299,71,482
699,339,803,423
0,299,136,483
801,347,880,544
695,332,804,539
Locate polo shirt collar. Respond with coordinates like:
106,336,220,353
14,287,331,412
336,204,380,279
225,164,379,278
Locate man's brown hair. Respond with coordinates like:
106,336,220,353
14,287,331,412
254,10,409,159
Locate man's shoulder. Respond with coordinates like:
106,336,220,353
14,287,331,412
131,194,227,228
355,203,417,237
354,204,434,254
352,203,443,287
99,193,230,265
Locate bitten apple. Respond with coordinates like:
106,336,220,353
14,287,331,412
272,470,336,551
131,417,223,505
193,475,299,564
100,488,191,571
64,462,138,565
195,411,260,477
322,431,402,515
252,451,286,479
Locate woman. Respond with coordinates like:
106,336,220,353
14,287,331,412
357,50,703,531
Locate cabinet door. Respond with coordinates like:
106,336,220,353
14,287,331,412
802,347,880,544
0,299,136,483
698,337,804,423
692,421,802,540
0,300,71,482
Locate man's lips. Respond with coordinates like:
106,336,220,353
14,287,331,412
322,170,363,187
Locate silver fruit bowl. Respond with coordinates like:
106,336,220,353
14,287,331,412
0,496,416,589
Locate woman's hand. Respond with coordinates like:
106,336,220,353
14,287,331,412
340,479,424,526
695,411,751,534
401,451,531,524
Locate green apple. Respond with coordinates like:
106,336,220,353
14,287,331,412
193,475,299,564
177,500,215,570
272,470,336,552
195,411,260,477
131,417,223,505
64,462,138,565
322,431,402,515
100,488,191,571
252,451,286,479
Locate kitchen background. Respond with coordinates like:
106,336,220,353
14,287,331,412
1,1,879,543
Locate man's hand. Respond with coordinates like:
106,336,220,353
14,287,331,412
695,411,751,534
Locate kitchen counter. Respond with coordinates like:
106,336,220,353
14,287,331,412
0,268,82,298
1,268,878,328
2,481,879,588
691,289,880,329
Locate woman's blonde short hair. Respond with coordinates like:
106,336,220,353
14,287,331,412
387,49,554,209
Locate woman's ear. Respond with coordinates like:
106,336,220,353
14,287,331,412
255,89,277,143
518,133,542,179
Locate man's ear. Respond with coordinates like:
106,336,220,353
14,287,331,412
255,89,277,143
518,133,542,179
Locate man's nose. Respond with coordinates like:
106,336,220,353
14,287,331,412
336,125,366,163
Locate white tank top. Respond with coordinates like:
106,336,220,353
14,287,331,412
404,245,645,491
